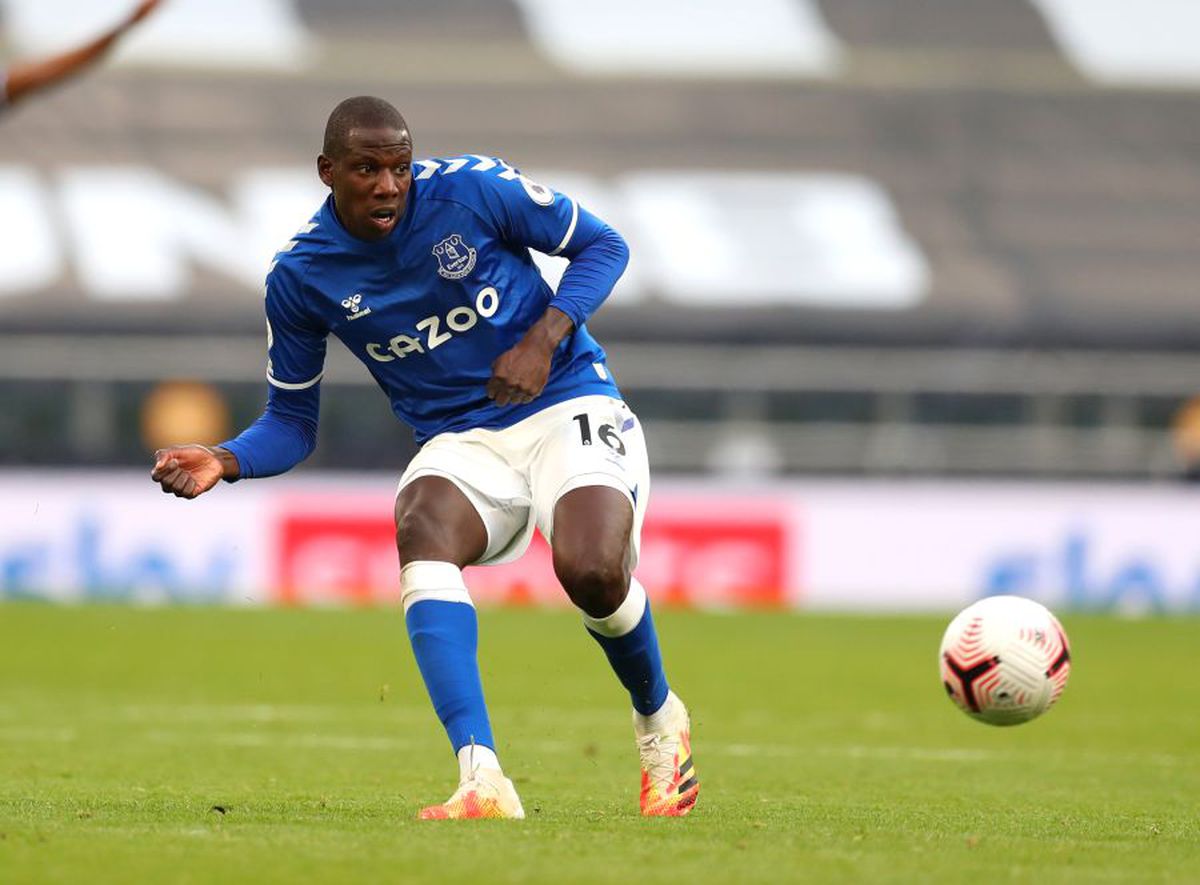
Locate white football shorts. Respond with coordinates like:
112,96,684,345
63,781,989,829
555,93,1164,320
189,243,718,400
397,395,650,567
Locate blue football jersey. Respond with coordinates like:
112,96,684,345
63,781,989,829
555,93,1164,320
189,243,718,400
262,156,622,443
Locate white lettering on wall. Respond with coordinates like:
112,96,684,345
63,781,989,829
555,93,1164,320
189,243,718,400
0,167,60,292
511,0,842,77
0,165,928,311
1030,0,1200,85
621,172,929,309
54,167,323,300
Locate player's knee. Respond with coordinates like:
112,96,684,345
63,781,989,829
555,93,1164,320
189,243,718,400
553,548,629,618
396,506,457,566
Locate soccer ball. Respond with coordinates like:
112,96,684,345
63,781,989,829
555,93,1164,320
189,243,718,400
939,595,1071,726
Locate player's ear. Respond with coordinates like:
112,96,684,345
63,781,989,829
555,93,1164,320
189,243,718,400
317,154,335,187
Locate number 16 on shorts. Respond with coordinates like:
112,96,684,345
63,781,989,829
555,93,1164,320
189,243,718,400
572,411,628,456
540,396,649,553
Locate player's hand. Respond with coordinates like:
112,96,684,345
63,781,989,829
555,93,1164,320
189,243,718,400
487,339,553,406
150,445,224,499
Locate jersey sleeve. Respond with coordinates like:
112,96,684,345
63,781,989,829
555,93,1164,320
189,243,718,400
218,259,327,479
220,382,320,479
460,159,589,258
264,259,328,392
462,159,629,327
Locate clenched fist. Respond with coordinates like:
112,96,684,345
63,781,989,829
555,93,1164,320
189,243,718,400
150,445,234,499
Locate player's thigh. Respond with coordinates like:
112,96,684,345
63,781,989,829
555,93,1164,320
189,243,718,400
396,433,533,566
531,396,650,569
552,484,635,580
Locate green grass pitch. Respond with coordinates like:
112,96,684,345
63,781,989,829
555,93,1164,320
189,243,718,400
0,604,1196,884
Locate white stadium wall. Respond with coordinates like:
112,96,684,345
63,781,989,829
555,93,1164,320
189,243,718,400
2,471,1198,613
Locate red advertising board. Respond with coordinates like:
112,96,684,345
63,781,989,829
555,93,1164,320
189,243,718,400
276,510,399,605
273,495,790,608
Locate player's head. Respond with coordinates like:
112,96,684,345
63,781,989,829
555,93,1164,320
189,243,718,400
318,96,413,242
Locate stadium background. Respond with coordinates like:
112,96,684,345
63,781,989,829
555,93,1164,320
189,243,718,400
2,0,1200,613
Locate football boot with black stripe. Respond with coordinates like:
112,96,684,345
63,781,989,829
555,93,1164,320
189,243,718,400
634,692,699,816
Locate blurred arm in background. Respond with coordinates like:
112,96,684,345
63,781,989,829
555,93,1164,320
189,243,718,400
2,0,163,107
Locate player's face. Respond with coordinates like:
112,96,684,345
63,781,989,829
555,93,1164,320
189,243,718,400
318,127,413,241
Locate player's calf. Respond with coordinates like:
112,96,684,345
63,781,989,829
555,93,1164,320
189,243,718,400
578,577,698,817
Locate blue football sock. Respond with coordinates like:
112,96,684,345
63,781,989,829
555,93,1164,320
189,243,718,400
584,579,670,716
405,598,495,753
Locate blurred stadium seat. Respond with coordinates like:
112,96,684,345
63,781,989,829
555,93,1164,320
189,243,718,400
3,0,1200,478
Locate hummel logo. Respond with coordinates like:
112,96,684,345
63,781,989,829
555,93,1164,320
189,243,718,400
341,293,372,321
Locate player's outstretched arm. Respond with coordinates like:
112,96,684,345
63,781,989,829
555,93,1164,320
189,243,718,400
4,0,164,106
151,444,238,499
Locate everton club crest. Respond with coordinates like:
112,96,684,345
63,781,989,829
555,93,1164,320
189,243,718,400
433,234,477,280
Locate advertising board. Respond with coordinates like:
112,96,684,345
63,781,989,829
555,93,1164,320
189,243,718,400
2,472,1198,612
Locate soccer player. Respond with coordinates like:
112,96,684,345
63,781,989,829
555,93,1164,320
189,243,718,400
1,0,163,109
150,96,699,819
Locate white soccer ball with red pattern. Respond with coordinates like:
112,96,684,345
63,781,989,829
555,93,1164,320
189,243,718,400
939,595,1071,726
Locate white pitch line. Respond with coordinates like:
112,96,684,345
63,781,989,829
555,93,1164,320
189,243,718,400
111,703,397,723
132,731,1197,767
825,745,999,762
209,732,412,752
104,703,619,726
2,709,1195,769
